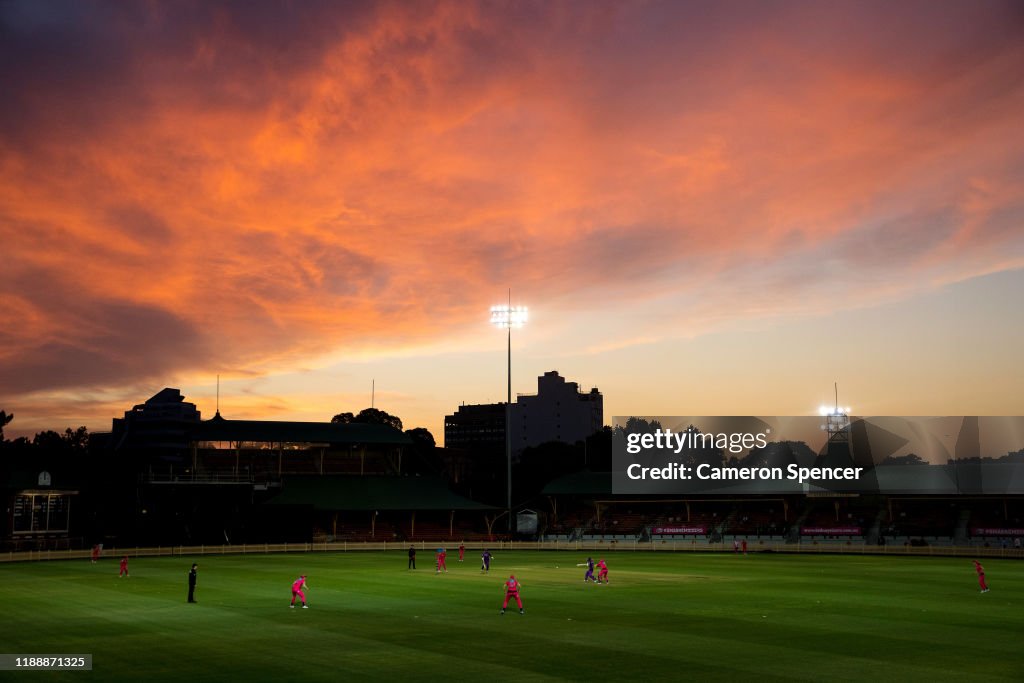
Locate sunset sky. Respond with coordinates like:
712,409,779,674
2,0,1023,443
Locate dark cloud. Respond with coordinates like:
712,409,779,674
104,204,175,250
0,300,208,393
0,0,379,149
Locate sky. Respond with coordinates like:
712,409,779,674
2,0,1023,443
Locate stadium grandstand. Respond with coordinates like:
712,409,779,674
4,391,1024,558
1,389,499,550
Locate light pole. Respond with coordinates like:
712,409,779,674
490,296,527,534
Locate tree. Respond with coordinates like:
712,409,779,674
355,408,403,431
0,410,12,441
584,426,613,471
674,425,724,470
618,416,663,435
33,430,67,453
331,408,403,431
515,440,581,499
405,427,436,450
739,441,815,469
404,427,441,475
63,426,90,452
880,453,927,466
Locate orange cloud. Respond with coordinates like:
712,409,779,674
1,0,1023,434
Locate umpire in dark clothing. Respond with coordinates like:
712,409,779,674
408,546,416,569
188,563,198,603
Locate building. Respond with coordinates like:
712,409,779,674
444,371,603,454
110,387,201,456
444,403,508,455
512,371,603,451
96,388,417,544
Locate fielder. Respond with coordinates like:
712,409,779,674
290,574,310,608
501,574,524,615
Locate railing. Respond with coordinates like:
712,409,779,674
144,472,264,484
3,539,1023,563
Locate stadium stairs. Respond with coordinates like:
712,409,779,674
865,508,886,545
717,509,738,537
953,508,971,545
787,505,815,543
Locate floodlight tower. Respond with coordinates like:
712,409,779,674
490,294,528,534
818,382,851,449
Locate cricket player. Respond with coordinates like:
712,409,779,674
581,557,596,582
436,547,448,573
501,574,524,615
119,555,129,577
974,560,989,592
458,541,465,562
597,558,609,584
290,574,309,608
481,549,492,572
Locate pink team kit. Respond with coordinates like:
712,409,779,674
291,575,308,608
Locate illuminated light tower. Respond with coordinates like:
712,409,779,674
818,383,852,469
490,296,528,534
818,384,851,444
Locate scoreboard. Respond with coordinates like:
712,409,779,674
11,493,71,535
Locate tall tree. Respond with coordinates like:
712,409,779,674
405,427,435,450
0,410,12,441
355,408,402,431
404,427,440,475
62,426,90,453
331,408,403,431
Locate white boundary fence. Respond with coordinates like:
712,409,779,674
2,539,1023,563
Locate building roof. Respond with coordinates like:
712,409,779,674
265,475,497,511
190,417,412,446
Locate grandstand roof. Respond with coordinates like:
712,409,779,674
265,475,496,511
871,462,1024,495
191,417,412,446
541,470,612,496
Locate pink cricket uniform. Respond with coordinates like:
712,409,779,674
974,562,988,591
597,560,608,582
119,558,128,577
291,576,307,605
502,577,523,610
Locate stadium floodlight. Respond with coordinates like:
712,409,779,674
491,297,527,534
490,305,528,328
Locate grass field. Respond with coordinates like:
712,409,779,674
1,551,1022,682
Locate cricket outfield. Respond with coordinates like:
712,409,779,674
0,551,1021,682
